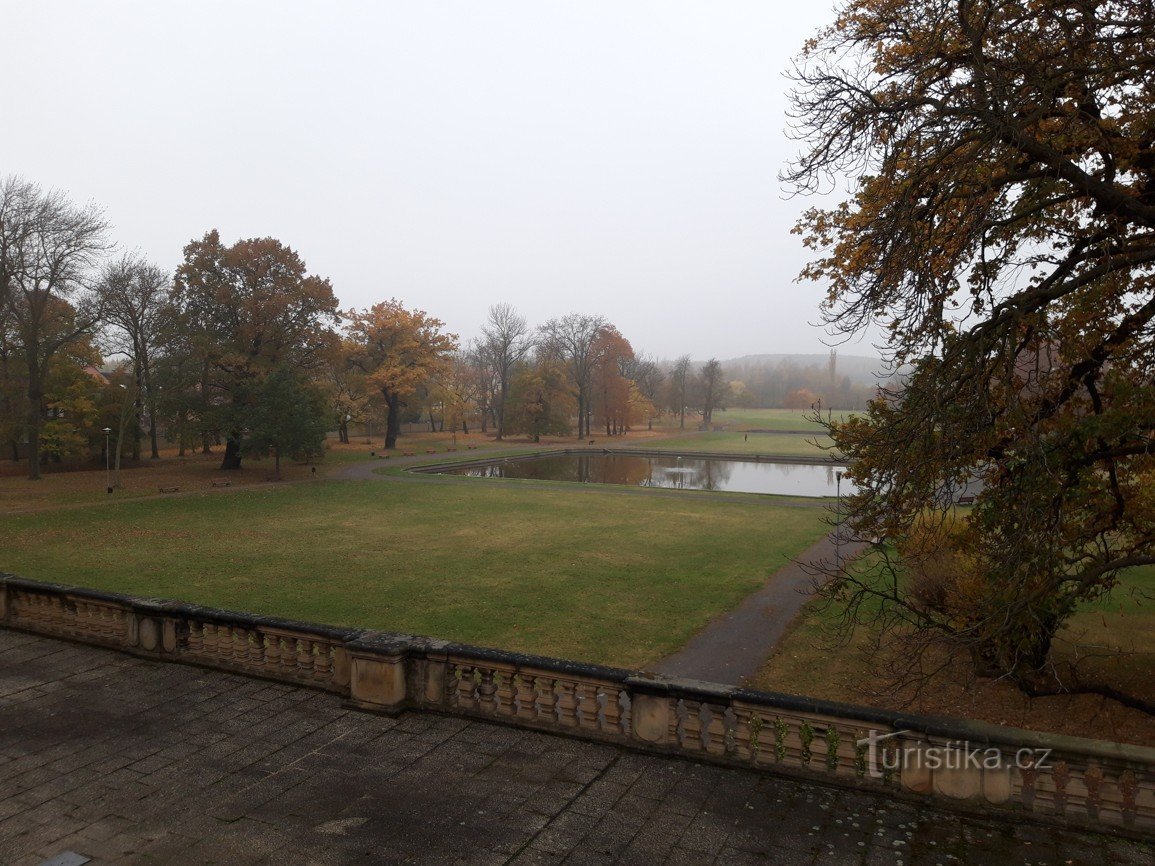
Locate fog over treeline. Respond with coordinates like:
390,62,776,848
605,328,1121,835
1,177,887,477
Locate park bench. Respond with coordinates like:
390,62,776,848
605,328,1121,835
158,486,180,493
426,449,437,454
211,480,232,488
958,495,974,506
447,447,457,452
467,445,477,450
402,451,416,457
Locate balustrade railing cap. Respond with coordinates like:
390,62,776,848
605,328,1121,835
346,631,416,655
626,674,736,702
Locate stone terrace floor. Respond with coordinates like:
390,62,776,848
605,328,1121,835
1,630,1153,866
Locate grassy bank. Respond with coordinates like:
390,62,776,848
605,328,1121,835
754,565,1155,746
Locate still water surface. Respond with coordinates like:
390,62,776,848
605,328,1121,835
434,453,850,497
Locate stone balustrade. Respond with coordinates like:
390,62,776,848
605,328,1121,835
1,573,1151,837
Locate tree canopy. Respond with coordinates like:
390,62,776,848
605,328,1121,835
345,300,458,450
788,0,1155,695
173,231,339,470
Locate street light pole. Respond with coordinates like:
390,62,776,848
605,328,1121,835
103,427,113,494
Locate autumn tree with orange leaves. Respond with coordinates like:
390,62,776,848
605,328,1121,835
591,325,634,436
789,0,1155,704
345,300,457,450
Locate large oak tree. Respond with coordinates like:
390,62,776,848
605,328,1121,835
173,231,339,470
788,0,1155,697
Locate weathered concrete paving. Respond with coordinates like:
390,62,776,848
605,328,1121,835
652,533,865,684
0,631,1151,865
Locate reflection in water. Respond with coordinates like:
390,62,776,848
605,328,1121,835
439,454,852,497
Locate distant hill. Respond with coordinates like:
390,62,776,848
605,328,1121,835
722,353,895,385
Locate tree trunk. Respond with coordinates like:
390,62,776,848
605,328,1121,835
273,446,281,481
496,382,508,440
142,352,159,459
26,354,42,480
114,421,127,488
220,435,243,470
384,391,401,450
132,358,143,462
148,412,159,459
200,360,212,454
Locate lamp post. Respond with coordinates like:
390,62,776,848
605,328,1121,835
103,427,113,493
835,470,843,571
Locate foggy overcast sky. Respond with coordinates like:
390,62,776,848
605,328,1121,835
4,1,870,362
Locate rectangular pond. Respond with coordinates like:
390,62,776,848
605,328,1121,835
428,452,852,497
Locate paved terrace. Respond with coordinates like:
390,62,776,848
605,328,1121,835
1,631,1152,866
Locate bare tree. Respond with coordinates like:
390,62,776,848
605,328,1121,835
669,354,692,429
538,313,606,439
0,177,111,479
96,254,173,459
464,338,499,433
480,303,533,440
697,358,728,427
622,352,663,407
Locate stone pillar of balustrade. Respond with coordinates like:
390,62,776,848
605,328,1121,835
346,633,412,714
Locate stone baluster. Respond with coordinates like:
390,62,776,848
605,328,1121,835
672,699,689,748
264,633,280,666
533,677,557,725
456,665,478,709
478,668,497,714
313,643,332,680
554,680,578,727
187,622,204,653
722,707,738,756
1083,765,1103,820
295,639,312,673
617,691,631,736
514,674,537,721
495,671,516,716
575,683,599,731
698,703,715,752
1052,761,1070,815
1121,770,1139,828
442,663,458,707
232,627,248,660
278,637,295,670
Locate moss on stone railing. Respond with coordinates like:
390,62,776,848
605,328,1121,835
1,573,1151,837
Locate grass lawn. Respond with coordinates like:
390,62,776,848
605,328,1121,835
706,408,852,431
753,565,1155,746
641,430,837,458
640,409,848,457
0,477,828,669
